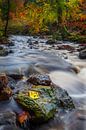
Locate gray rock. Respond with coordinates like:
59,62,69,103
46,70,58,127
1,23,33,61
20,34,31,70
54,85,75,110
0,46,8,56
79,49,86,59
0,111,16,125
27,74,51,86
46,40,56,45
0,111,21,130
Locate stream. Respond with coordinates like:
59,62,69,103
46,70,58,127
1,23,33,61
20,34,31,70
0,35,86,130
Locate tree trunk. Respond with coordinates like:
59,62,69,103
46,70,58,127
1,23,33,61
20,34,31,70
4,0,10,37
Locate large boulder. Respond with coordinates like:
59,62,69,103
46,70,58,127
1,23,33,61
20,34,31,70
0,73,12,101
79,49,86,59
14,74,75,122
14,85,57,122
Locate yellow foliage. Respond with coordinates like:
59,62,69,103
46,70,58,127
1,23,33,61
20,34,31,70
28,90,39,99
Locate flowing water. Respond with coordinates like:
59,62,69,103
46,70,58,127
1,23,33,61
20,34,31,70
0,35,86,130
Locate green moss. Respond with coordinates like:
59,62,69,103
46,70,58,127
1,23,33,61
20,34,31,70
14,85,57,122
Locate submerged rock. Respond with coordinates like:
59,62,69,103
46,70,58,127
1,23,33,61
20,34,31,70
79,49,86,59
0,73,12,101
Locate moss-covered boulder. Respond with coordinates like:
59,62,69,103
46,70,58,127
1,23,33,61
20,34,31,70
14,74,75,122
14,85,57,122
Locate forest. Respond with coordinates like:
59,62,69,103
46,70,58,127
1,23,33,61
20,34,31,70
0,1,86,130
0,0,86,42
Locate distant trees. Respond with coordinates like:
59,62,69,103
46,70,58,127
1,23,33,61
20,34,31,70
0,0,85,37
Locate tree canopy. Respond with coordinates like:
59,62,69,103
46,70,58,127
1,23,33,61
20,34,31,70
0,0,86,41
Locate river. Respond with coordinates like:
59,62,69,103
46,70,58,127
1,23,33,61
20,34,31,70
0,35,86,130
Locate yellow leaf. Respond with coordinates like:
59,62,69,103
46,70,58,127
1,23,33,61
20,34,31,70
28,91,39,99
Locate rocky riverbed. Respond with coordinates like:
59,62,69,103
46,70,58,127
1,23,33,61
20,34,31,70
0,35,86,130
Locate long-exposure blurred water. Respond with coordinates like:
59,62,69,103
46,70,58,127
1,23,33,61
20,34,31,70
0,35,86,130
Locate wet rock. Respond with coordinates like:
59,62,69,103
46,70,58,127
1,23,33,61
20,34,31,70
77,45,86,51
57,41,63,44
14,74,75,122
54,85,75,110
7,74,23,80
7,42,15,47
58,45,75,51
13,80,29,94
27,39,32,45
27,74,51,86
33,41,39,44
0,46,9,56
29,46,33,49
8,50,14,54
0,73,12,101
0,73,8,86
79,49,86,59
46,40,56,45
0,111,16,125
14,85,57,122
7,76,16,90
0,38,9,45
33,36,38,39
27,74,75,110
0,111,21,130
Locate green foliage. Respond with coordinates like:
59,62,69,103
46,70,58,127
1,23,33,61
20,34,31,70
52,31,62,40
0,0,85,42
0,0,9,20
68,34,86,43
